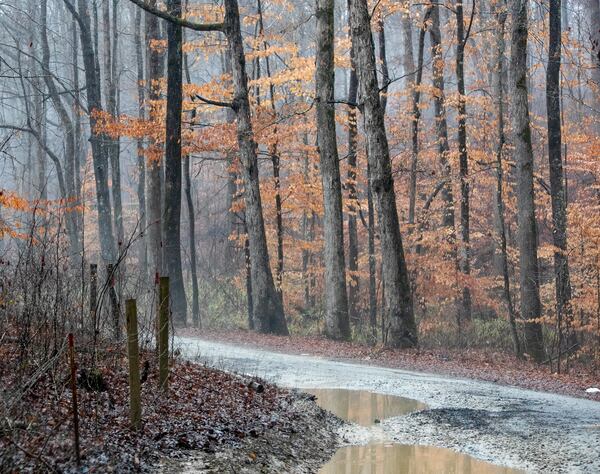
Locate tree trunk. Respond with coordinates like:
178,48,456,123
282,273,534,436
378,19,389,112
145,0,164,280
585,0,600,127
347,48,360,327
349,0,417,348
223,0,288,335
41,0,80,258
429,5,456,231
222,52,239,268
163,0,187,326
134,5,148,282
510,0,545,362
455,0,472,322
68,0,116,264
103,0,124,252
316,0,350,340
256,0,284,291
183,40,201,329
407,6,431,227
71,15,84,234
301,132,313,310
367,161,377,337
546,0,572,371
493,3,521,357
244,222,254,330
184,151,200,327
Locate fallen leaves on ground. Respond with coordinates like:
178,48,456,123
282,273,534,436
1,343,296,472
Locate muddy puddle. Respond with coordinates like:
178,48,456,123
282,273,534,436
304,388,426,426
318,443,522,473
305,388,521,474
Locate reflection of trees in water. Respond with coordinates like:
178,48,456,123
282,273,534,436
321,444,518,474
305,388,424,427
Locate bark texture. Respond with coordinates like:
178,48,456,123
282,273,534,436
134,6,148,281
349,0,417,348
145,0,164,280
493,2,521,357
510,0,545,362
455,0,472,322
163,0,187,326
585,0,600,123
68,0,116,263
546,0,572,370
183,47,201,328
316,0,350,340
224,0,288,335
429,5,456,231
347,45,360,327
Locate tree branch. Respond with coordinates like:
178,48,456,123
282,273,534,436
60,0,85,32
463,0,476,46
127,0,224,32
194,94,234,109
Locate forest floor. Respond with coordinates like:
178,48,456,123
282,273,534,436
181,328,600,401
176,334,600,473
0,342,340,473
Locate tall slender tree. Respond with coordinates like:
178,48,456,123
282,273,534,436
406,6,430,226
492,0,521,357
223,0,288,335
183,37,201,328
316,0,350,340
346,28,360,327
103,0,124,251
429,4,456,231
144,0,165,281
585,0,600,126
546,0,572,370
134,5,148,281
455,0,472,322
349,0,417,348
510,0,545,361
63,0,116,264
256,0,284,291
163,0,187,326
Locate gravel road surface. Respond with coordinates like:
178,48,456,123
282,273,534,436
176,336,600,473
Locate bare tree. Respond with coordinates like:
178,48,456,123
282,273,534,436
63,0,116,264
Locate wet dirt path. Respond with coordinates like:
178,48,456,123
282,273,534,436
176,336,600,473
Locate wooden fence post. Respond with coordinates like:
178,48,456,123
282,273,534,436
126,299,142,430
158,276,169,393
67,333,81,465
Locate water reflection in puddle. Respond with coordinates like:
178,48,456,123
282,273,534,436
318,443,522,474
304,388,427,426
305,388,520,474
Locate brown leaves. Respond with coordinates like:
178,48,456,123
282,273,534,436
1,344,293,472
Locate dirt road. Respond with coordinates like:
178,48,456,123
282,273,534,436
176,337,600,473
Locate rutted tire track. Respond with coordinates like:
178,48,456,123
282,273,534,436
176,337,600,473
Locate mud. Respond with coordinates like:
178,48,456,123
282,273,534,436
176,336,600,473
